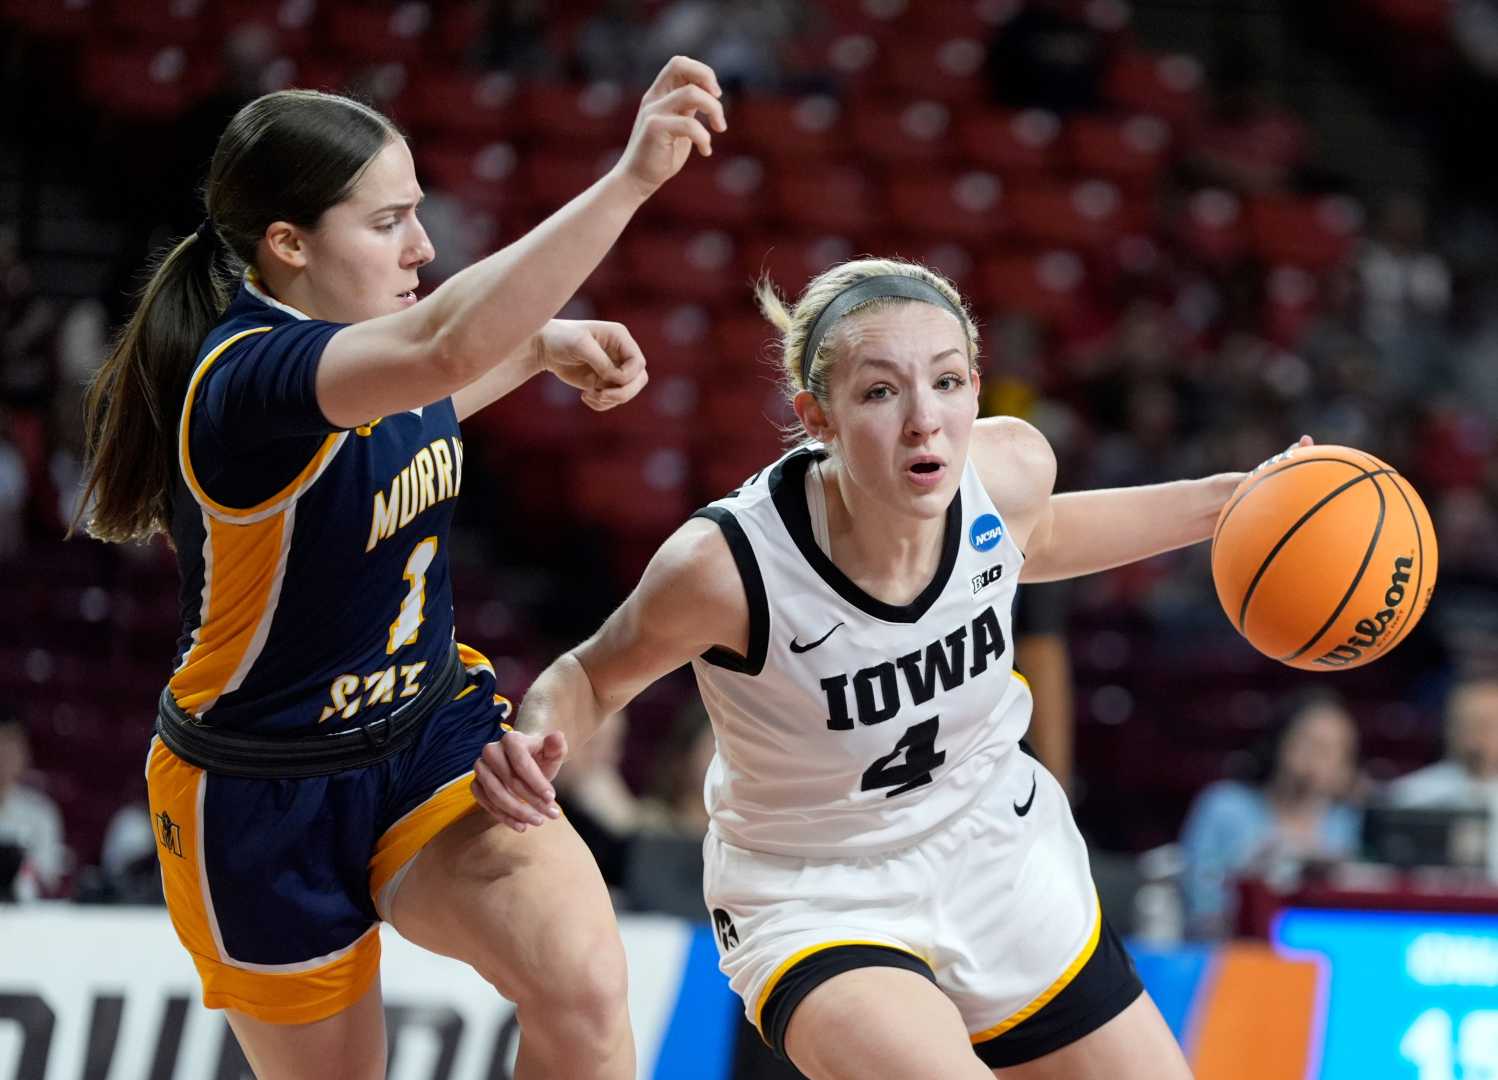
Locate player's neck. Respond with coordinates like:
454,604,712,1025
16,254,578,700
820,458,946,604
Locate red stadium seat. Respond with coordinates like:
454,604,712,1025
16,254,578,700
741,233,857,298
1261,264,1320,346
521,148,620,214
215,0,318,55
1246,194,1363,270
326,1,431,64
976,250,1088,326
1103,49,1205,127
597,301,716,378
1065,113,1172,193
81,43,207,118
1176,188,1248,268
4,0,96,38
715,311,780,375
733,95,851,161
526,81,634,148
417,142,522,216
571,449,692,538
1007,179,1141,253
887,170,1009,244
281,54,354,94
771,165,882,235
644,155,766,231
432,1,485,59
103,0,210,46
874,34,987,102
621,229,740,305
394,70,525,140
955,107,1064,176
849,99,955,165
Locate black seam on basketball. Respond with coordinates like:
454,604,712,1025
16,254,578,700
1280,471,1388,662
1234,465,1384,633
1211,457,1367,563
1352,453,1427,660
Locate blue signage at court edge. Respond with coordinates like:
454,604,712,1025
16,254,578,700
1272,907,1498,1080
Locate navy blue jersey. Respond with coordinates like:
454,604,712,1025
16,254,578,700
167,273,465,734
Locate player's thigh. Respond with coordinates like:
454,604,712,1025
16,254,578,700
995,992,1192,1080
785,967,993,1080
387,809,626,1001
226,974,387,1080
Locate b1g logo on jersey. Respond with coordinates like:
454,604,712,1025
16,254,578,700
970,514,1004,552
972,563,1003,594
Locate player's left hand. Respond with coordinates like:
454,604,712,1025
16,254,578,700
472,730,567,833
536,319,649,411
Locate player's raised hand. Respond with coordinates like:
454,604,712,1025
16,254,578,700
472,730,568,833
613,55,726,198
537,319,648,411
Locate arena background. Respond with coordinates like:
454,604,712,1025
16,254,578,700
2,1,1497,1077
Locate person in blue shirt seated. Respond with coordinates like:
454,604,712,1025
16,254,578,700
1179,689,1362,938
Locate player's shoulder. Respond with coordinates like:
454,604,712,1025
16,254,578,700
970,417,1056,512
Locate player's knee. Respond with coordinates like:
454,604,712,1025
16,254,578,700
510,926,630,1037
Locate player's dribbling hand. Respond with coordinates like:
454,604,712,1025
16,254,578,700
536,319,649,411
472,731,567,833
613,55,725,197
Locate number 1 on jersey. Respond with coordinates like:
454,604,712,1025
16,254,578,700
388,536,438,653
862,716,946,798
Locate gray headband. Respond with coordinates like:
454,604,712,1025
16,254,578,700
799,274,968,389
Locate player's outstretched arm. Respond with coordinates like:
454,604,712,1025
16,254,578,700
472,515,749,831
316,56,726,428
976,418,1311,583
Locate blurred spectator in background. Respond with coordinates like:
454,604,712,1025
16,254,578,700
74,803,164,906
1188,40,1307,194
1387,676,1498,810
1013,582,1076,796
0,712,69,900
640,0,800,92
1178,690,1362,938
638,702,715,839
554,710,643,891
623,704,714,920
985,0,1107,113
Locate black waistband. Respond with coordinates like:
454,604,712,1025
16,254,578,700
155,646,467,779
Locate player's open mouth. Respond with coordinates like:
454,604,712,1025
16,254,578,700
397,290,417,304
907,458,945,487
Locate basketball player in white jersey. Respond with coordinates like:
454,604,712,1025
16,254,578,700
472,258,1299,1078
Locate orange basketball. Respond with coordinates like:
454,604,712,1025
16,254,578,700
1211,445,1439,671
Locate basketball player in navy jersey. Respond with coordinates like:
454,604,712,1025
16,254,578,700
76,57,725,1080
475,258,1310,1078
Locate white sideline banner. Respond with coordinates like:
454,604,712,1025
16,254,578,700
0,905,736,1080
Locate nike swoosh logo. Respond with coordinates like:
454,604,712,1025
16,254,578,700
789,622,845,653
1014,772,1037,817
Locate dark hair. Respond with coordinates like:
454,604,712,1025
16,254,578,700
75,90,400,543
1231,687,1350,785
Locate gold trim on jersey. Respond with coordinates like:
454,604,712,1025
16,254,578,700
969,894,1102,1044
170,506,294,715
177,325,348,524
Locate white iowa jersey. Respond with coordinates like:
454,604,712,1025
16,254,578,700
690,446,1032,858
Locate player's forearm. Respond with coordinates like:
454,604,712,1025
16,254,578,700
1024,474,1242,582
423,171,646,378
516,650,614,750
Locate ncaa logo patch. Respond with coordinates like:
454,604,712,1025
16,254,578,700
969,513,1003,552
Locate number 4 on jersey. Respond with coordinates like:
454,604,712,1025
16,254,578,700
862,717,946,798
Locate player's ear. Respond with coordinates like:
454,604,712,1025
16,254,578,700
794,390,833,443
261,221,309,270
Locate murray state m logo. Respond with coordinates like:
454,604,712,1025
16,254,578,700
156,810,184,858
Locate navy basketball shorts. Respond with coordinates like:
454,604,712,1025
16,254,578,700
145,644,510,1024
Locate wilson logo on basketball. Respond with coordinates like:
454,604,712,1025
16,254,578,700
1313,556,1414,668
